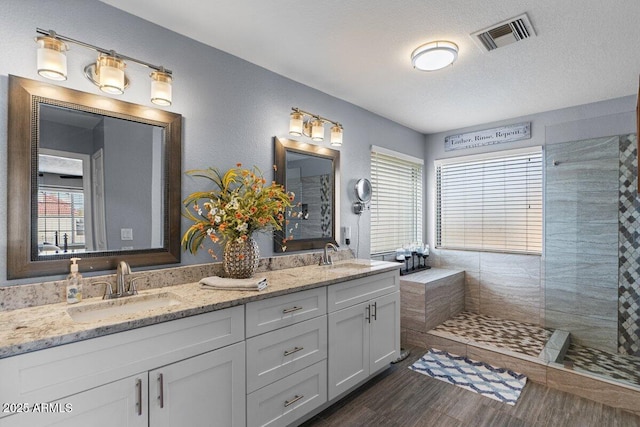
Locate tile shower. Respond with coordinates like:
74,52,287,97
544,133,640,385
429,133,640,388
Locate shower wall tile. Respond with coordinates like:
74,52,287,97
544,309,618,353
546,136,619,163
478,252,542,325
618,133,640,355
545,190,618,223
544,222,618,257
464,271,480,314
430,249,480,273
544,256,618,289
544,281,618,321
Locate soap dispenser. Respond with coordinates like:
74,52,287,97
66,257,83,304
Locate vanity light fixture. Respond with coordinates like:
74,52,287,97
36,33,68,81
35,28,174,106
411,40,458,71
288,107,344,146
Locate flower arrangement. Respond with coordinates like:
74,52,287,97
182,163,294,259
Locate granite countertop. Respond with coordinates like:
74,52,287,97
0,259,399,359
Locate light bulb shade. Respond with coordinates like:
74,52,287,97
330,125,343,146
150,70,172,106
411,41,458,71
289,112,304,136
36,36,67,81
97,55,126,94
311,119,324,141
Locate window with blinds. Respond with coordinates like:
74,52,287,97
435,147,542,254
370,146,423,255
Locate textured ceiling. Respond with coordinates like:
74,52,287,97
100,0,640,134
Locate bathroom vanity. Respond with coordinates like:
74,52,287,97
0,260,400,427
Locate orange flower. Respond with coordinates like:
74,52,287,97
236,163,242,167
241,235,248,241
238,253,245,260
235,212,243,219
249,206,258,214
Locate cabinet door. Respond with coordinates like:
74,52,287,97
149,342,245,427
370,291,400,373
0,374,147,427
327,301,369,401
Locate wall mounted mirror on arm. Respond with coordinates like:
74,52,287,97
353,178,371,215
7,75,182,279
273,137,340,252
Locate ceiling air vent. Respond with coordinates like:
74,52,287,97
471,13,536,52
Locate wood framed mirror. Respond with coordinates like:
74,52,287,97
7,75,182,279
273,137,340,252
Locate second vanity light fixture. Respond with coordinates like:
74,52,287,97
289,107,343,147
35,28,173,106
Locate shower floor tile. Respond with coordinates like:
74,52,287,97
430,312,553,357
564,343,640,386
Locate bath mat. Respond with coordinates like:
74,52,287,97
409,348,527,405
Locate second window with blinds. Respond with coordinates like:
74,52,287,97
370,146,423,255
435,147,542,255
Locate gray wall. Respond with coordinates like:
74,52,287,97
0,0,424,285
424,96,636,342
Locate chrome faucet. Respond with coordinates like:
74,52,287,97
104,261,138,299
320,242,339,266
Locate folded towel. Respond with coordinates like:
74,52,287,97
199,276,268,291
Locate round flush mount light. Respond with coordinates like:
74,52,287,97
411,41,458,71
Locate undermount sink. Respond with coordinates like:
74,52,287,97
324,262,372,270
67,292,182,323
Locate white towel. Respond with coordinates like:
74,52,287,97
199,276,268,291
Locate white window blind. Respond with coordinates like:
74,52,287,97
435,147,542,254
370,146,423,255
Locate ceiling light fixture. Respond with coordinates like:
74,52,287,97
411,40,458,71
35,28,174,106
288,107,343,146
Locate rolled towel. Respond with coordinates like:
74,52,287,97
200,276,268,291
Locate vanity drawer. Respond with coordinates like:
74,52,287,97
245,287,326,337
327,270,399,312
246,316,327,393
246,360,327,427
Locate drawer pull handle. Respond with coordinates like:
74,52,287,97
284,394,304,407
284,346,304,356
372,301,377,321
158,373,164,409
283,306,303,314
365,304,371,323
135,378,143,416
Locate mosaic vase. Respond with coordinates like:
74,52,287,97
223,237,260,279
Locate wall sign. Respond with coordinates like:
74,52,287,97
445,122,531,151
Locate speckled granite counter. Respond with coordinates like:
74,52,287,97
0,259,399,359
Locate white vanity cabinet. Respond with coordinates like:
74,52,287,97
245,287,328,427
0,306,246,427
327,271,400,400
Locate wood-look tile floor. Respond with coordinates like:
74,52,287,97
300,346,640,427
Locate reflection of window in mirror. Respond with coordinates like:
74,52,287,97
38,150,91,255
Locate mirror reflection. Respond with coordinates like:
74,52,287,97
7,75,182,279
285,151,333,240
274,137,340,252
37,104,165,256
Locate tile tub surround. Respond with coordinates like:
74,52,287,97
0,249,355,312
0,258,399,359
400,268,464,348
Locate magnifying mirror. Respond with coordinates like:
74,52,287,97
355,178,372,202
354,178,371,214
